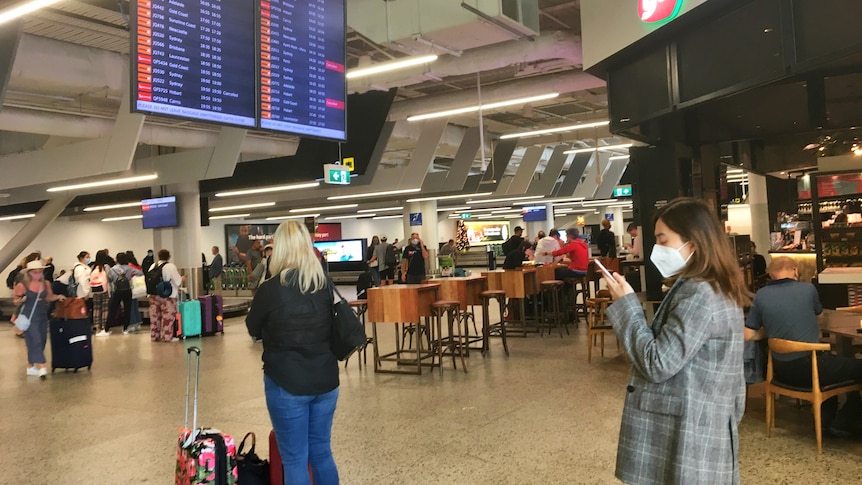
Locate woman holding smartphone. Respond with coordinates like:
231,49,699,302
601,198,749,485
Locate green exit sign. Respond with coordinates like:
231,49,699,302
460,213,471,219
613,185,633,197
323,163,350,185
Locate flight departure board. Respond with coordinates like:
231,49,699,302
132,0,347,141
258,0,347,141
133,0,257,127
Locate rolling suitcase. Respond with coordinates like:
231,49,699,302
198,295,224,336
176,292,202,339
269,430,313,485
50,318,92,373
175,347,238,485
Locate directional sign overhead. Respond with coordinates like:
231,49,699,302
323,163,350,185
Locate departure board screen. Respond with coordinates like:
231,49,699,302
258,0,347,141
132,0,257,127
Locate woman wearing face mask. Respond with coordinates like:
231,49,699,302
14,260,66,378
601,198,750,485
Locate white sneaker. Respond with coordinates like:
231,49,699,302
122,329,130,335
38,367,47,379
26,367,39,376
95,330,111,337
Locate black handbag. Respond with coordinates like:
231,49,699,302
236,432,269,485
328,278,369,361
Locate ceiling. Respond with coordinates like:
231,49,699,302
0,0,630,220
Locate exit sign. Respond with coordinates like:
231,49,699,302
613,185,633,197
323,163,350,185
459,213,471,219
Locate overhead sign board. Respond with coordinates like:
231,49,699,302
323,163,350,185
613,184,633,197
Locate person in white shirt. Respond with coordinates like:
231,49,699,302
147,249,185,343
623,223,643,261
72,251,92,299
534,229,564,264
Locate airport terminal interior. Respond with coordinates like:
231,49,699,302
1,0,862,483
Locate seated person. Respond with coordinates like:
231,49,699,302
502,241,533,270
541,228,589,280
745,256,862,436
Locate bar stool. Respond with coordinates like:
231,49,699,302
481,290,509,355
431,300,467,374
347,300,372,369
585,291,616,363
563,275,590,327
539,280,566,338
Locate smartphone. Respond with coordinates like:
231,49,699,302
593,258,614,280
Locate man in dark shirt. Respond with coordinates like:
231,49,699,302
597,219,617,257
209,246,224,296
501,226,525,256
502,241,532,270
401,232,429,284
745,256,862,436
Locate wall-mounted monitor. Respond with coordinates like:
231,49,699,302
522,206,547,222
463,221,510,246
141,196,178,229
313,238,366,263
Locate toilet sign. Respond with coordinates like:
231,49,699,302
409,213,423,226
638,0,683,23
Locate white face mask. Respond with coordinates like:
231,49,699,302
650,241,692,278
412,238,420,245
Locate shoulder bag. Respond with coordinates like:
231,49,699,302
15,286,43,332
327,277,368,361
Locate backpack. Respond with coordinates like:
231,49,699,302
66,264,81,297
114,268,131,293
145,262,167,296
384,244,397,266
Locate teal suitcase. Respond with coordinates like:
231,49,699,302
178,299,202,338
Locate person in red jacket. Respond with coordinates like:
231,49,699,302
543,227,590,279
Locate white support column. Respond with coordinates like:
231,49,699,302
404,200,438,272
152,183,203,297
748,173,771,263
0,195,74,270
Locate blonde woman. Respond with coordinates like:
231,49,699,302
246,221,339,484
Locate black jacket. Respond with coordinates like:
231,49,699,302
246,272,338,396
501,235,524,256
598,228,616,258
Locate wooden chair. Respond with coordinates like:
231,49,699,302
765,338,862,454
586,289,616,363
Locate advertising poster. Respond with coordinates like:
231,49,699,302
225,224,279,265
463,221,510,245
314,223,342,241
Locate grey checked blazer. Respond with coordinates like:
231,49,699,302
605,278,745,485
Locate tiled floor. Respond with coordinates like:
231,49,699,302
1,291,861,484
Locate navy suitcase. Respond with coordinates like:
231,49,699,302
198,295,224,336
50,318,93,373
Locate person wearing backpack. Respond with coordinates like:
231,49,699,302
147,249,184,343
71,251,92,299
374,235,396,286
107,252,143,335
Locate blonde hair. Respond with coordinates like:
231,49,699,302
601,218,611,229
269,221,327,293
767,256,797,278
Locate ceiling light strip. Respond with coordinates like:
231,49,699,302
289,204,358,213
324,214,372,220
47,174,158,192
407,192,493,203
0,213,36,221
372,215,404,220
346,55,438,79
407,93,559,122
466,195,545,205
83,201,143,212
209,202,276,212
357,206,403,213
0,0,63,26
563,143,634,154
499,120,610,140
209,213,251,220
102,215,144,222
328,188,421,201
266,214,321,221
215,182,320,197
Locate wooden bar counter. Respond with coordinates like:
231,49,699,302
421,276,487,311
367,283,440,374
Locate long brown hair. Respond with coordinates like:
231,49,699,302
653,198,751,307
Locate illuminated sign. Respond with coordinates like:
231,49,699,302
638,0,683,23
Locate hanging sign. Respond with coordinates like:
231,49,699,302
638,0,684,23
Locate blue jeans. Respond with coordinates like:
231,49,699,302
264,375,339,485
370,267,380,287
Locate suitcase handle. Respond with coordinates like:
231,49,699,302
182,346,202,448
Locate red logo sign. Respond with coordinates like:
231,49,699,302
638,0,683,23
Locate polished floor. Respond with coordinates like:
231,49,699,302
2,290,861,484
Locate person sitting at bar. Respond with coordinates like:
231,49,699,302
541,227,589,279
502,240,533,270
745,256,862,437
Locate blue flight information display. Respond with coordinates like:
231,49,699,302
259,0,347,141
133,0,257,127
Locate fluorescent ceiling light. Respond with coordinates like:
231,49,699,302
0,0,62,25
407,93,560,122
514,197,583,205
102,215,143,222
83,201,142,212
0,213,36,221
328,188,421,201
437,206,470,212
210,202,275,212
266,214,320,221
467,195,544,205
581,199,619,207
347,55,438,79
564,143,634,154
324,214,372,220
357,206,402,213
476,215,509,220
492,210,523,214
499,120,610,140
215,182,320,197
609,155,630,161
47,174,158,192
209,213,251,220
372,215,403,220
407,192,493,202
289,204,357,213
455,206,511,214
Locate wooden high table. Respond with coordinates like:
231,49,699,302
482,268,539,336
367,284,440,375
819,310,862,357
423,276,488,352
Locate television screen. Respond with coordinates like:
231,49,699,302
463,221,509,245
224,224,278,265
522,206,547,222
313,239,366,263
141,196,178,229
131,0,257,127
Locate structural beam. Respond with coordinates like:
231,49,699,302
0,195,74,273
